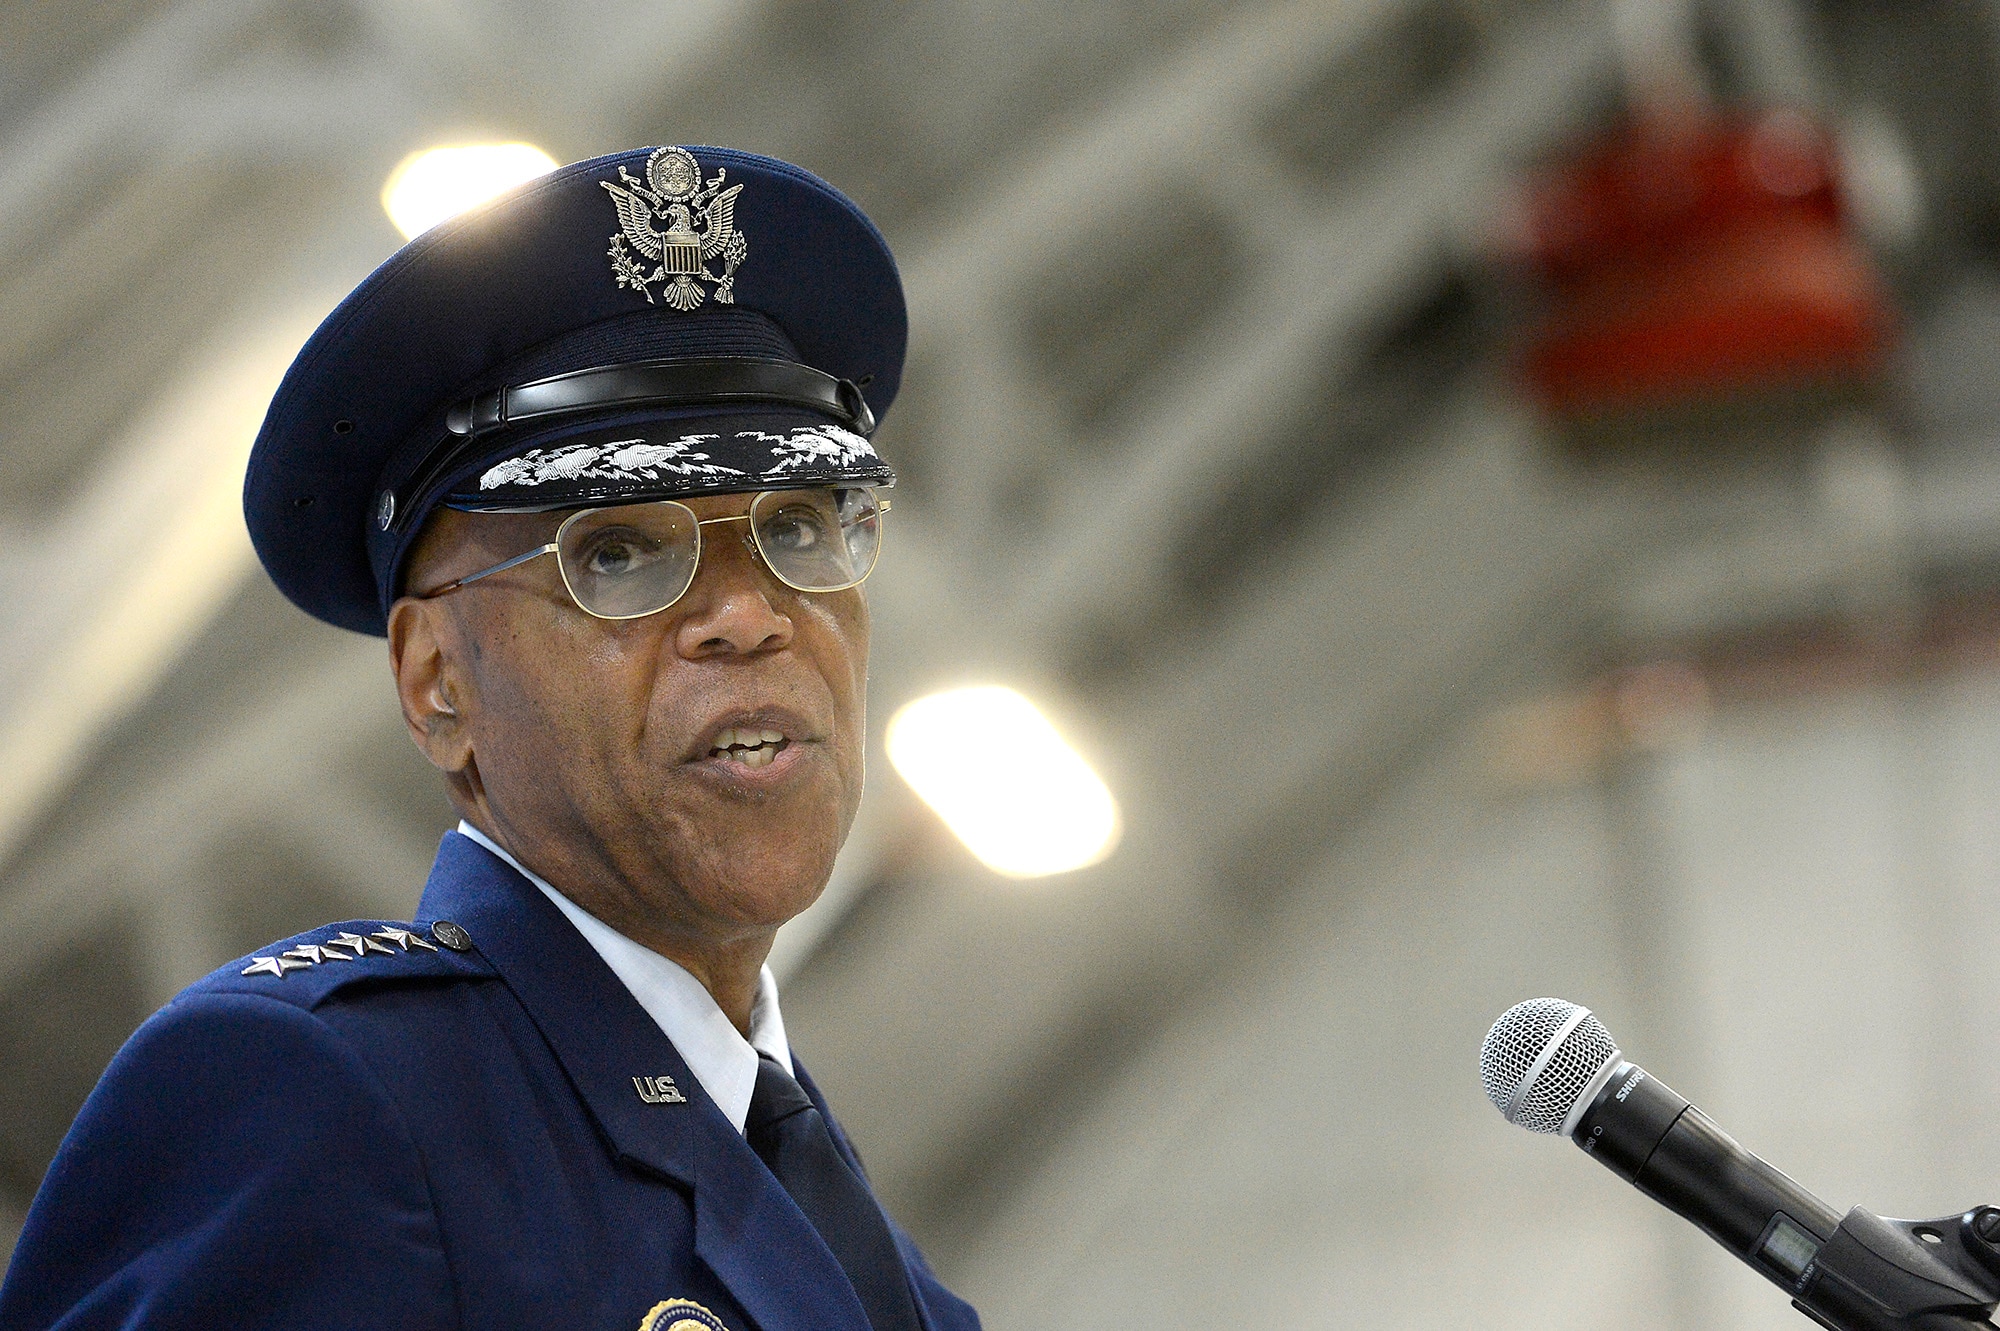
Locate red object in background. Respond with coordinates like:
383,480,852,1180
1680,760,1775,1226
1510,107,1895,420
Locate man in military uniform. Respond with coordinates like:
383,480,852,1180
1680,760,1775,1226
0,145,980,1331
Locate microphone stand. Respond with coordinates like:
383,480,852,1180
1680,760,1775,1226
1792,1206,2000,1331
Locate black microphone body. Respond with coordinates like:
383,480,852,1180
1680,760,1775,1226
1575,1060,1842,1285
1572,1057,1999,1331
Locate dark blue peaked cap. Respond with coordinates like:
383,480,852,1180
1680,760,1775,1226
244,145,907,636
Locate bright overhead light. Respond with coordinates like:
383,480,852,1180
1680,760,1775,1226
886,686,1121,879
381,142,559,241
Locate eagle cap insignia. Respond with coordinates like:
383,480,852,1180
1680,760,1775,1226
637,1298,732,1331
602,147,747,311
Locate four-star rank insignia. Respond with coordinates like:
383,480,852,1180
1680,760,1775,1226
637,1297,732,1331
241,926,446,977
602,146,748,311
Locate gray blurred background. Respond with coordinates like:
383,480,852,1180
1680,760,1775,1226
8,1,2000,1329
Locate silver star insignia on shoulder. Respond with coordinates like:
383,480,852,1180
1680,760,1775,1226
242,923,458,975
241,955,310,977
242,925,449,979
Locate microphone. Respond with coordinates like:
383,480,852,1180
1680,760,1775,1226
1480,997,2000,1331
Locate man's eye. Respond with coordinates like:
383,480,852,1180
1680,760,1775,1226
581,531,654,575
762,507,831,552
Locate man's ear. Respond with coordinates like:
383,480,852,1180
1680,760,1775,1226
386,596,474,775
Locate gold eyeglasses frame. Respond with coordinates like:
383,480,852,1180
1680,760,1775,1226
410,487,888,621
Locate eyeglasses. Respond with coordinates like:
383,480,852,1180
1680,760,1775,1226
412,486,886,620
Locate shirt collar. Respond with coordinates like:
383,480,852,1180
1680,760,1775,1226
455,819,791,1134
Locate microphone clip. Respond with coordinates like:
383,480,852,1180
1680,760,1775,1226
1793,1206,2000,1331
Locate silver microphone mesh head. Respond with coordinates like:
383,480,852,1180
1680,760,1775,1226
1480,997,1620,1135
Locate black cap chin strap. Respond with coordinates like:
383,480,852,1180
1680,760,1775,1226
376,355,876,535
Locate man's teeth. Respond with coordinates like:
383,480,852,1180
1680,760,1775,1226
710,727,789,768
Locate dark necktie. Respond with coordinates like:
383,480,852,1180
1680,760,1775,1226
744,1054,925,1331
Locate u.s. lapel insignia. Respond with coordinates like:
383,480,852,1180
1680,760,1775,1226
601,147,748,311
633,1074,687,1105
637,1297,731,1331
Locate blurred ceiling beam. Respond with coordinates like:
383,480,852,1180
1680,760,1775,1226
0,621,427,1004
896,0,1616,650
0,306,325,872
783,0,1643,1241
1716,0,1826,107
1609,0,1706,95
0,0,415,262
0,0,765,884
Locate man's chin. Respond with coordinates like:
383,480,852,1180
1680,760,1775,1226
694,862,833,932
646,806,842,921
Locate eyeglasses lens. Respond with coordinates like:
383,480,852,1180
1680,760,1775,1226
750,487,882,593
555,502,701,619
553,488,882,619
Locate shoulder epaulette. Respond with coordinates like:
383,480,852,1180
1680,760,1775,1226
196,919,495,1008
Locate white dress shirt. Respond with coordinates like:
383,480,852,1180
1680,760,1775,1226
455,821,793,1134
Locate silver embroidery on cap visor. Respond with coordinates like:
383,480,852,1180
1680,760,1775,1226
476,425,880,492
746,426,880,475
602,146,748,310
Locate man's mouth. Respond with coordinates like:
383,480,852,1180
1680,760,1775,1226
707,726,793,769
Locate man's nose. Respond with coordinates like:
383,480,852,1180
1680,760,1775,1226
673,521,794,658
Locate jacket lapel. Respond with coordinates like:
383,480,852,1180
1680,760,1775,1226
416,833,873,1331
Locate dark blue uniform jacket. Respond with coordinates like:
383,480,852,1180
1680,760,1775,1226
0,832,980,1331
